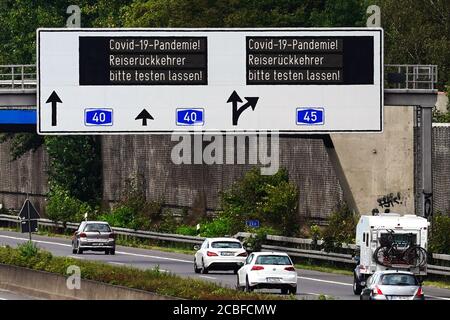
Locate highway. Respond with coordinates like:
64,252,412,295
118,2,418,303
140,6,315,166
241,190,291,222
0,230,449,300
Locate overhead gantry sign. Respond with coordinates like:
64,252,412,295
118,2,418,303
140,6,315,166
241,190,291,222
37,28,383,134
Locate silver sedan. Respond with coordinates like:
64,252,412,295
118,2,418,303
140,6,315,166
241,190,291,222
360,270,424,300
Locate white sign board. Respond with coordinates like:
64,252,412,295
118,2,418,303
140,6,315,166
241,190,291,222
37,28,383,134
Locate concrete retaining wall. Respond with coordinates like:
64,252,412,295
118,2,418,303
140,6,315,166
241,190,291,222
0,263,177,300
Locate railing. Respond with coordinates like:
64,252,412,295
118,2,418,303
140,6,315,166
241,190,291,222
1,214,449,276
0,65,36,91
385,64,438,91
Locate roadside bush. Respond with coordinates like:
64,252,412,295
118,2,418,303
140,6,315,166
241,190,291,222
429,213,450,254
99,175,163,231
243,227,279,252
46,185,92,224
175,225,198,236
17,241,39,258
321,203,358,252
198,216,234,237
219,167,300,236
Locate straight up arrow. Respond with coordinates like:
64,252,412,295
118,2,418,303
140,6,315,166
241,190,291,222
45,91,62,126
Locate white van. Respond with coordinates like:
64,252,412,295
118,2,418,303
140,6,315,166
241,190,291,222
352,213,429,294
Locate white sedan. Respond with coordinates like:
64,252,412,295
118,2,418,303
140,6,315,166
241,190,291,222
237,252,298,294
194,237,248,274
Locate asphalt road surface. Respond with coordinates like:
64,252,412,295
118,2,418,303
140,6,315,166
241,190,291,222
0,230,449,300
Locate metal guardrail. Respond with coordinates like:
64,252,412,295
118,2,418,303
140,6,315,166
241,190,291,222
385,64,438,90
0,65,36,91
0,214,449,276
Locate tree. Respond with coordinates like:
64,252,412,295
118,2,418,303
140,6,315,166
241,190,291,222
45,136,102,204
122,0,366,28
376,0,450,90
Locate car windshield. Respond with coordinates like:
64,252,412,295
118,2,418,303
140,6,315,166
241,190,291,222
255,255,291,265
380,274,418,286
211,241,242,249
84,223,111,232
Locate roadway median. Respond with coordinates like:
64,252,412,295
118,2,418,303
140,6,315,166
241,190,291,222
0,243,288,300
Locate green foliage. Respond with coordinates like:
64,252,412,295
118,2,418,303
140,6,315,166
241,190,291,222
122,0,365,28
0,245,284,300
429,213,450,254
321,203,358,252
0,133,45,160
433,104,450,123
242,227,278,252
99,175,163,230
17,241,39,258
220,167,299,236
46,185,92,224
45,136,102,204
198,216,234,237
379,0,450,90
175,224,198,236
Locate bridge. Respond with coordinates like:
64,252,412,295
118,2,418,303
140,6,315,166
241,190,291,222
0,64,440,219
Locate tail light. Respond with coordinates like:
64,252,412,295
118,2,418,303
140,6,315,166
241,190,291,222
237,252,248,257
373,286,383,296
79,232,87,238
251,265,264,271
416,287,424,298
207,251,218,256
285,266,296,272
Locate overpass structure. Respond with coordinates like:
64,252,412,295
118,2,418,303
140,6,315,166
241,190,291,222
0,64,439,219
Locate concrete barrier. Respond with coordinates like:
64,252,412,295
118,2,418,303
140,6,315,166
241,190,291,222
0,264,179,300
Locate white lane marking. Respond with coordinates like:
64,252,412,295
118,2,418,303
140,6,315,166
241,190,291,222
69,255,85,260
109,262,124,266
0,298,7,300
199,275,216,280
0,234,192,263
0,235,71,247
426,295,450,301
299,276,352,287
115,251,191,263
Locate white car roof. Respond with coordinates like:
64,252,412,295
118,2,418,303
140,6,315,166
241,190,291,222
207,237,241,242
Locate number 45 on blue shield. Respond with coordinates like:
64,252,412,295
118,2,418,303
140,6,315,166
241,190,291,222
296,108,324,125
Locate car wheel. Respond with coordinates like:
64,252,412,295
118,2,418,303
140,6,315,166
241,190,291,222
245,277,253,292
105,249,110,255
201,260,209,274
289,287,297,295
110,249,115,255
281,288,288,295
77,248,83,254
353,275,363,295
233,268,238,275
194,259,201,274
